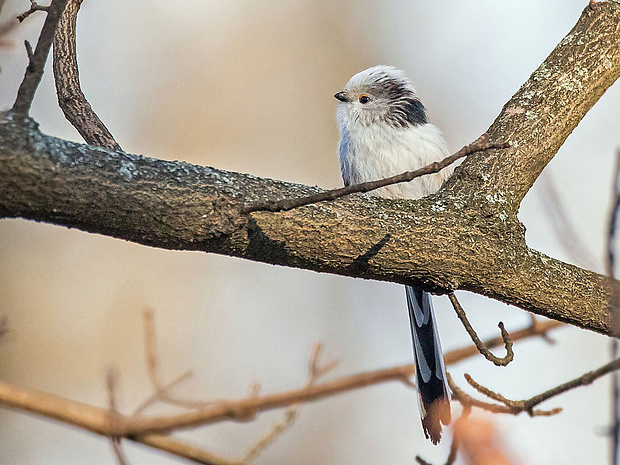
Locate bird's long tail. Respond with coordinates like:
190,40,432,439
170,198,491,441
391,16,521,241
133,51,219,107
405,285,451,444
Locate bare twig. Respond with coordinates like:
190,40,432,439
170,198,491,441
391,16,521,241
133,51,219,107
139,308,217,411
242,343,338,462
133,309,562,416
132,371,194,416
0,317,560,462
448,356,620,420
243,135,510,213
52,0,122,150
607,149,620,464
448,292,514,366
447,373,560,417
137,435,245,465
121,317,556,435
0,378,242,465
528,314,556,345
17,0,49,22
11,0,68,115
138,311,338,461
24,40,34,70
106,370,129,465
445,318,560,364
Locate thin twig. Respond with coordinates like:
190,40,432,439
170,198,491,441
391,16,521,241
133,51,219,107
242,343,338,462
132,371,194,416
528,314,556,345
447,373,560,417
118,318,559,434
605,149,620,465
16,0,49,22
448,292,514,366
136,434,245,465
11,0,68,115
0,317,561,461
106,369,129,465
52,0,122,150
135,311,556,422
24,40,34,70
243,135,510,213
444,318,559,363
449,357,620,419
140,308,218,410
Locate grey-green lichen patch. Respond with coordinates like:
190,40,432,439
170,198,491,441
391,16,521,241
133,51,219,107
119,160,137,182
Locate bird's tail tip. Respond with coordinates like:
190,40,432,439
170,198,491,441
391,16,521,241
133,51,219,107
421,398,452,445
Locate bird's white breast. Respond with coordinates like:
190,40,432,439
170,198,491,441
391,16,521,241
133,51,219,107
338,114,452,200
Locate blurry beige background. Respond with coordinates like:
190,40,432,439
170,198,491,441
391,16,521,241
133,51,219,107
1,0,619,464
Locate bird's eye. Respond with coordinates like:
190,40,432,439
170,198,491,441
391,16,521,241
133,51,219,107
359,94,370,104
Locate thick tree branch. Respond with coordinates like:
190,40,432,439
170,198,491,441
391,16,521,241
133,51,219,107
1,3,620,336
444,2,620,214
0,112,615,335
52,0,122,150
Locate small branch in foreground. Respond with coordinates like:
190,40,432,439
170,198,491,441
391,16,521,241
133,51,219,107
17,0,49,22
11,0,68,115
448,292,514,367
52,0,122,150
449,356,620,419
243,135,510,213
447,373,560,417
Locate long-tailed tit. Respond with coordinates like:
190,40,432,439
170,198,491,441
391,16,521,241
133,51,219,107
335,65,452,444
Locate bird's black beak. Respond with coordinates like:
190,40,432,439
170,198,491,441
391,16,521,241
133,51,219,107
334,91,348,103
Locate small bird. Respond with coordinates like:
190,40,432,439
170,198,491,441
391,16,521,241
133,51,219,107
335,65,452,444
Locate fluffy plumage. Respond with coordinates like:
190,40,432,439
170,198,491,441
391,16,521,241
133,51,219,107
335,65,452,444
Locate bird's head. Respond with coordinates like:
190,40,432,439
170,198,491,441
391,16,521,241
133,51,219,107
334,65,427,129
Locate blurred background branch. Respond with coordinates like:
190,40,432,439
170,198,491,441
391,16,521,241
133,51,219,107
0,312,563,463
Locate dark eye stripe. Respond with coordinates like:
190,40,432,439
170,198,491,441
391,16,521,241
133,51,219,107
386,98,428,128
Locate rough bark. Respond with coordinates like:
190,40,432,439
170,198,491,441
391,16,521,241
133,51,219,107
52,0,122,151
1,3,620,336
